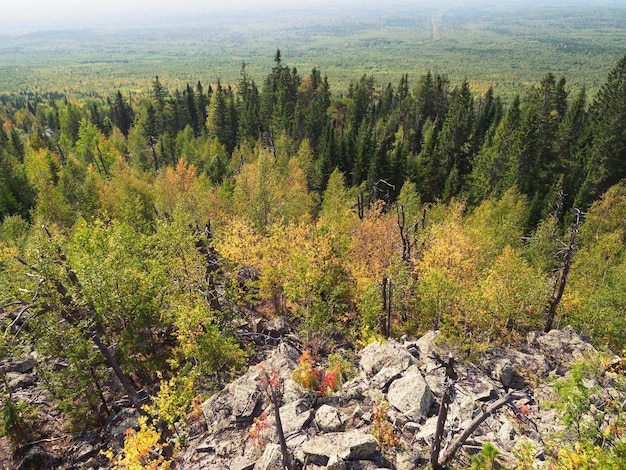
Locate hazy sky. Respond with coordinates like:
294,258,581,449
6,0,387,26
4,0,617,29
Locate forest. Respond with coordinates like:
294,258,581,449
0,45,625,467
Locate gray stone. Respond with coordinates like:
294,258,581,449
267,316,290,337
17,446,60,470
493,358,514,388
530,326,596,372
9,355,37,373
396,449,421,470
276,399,314,435
387,368,434,421
7,372,35,391
409,330,440,363
253,443,282,470
315,404,348,432
229,456,255,470
413,416,439,444
327,454,347,470
359,340,414,378
301,431,379,465
227,374,262,422
73,442,98,462
370,365,403,391
498,419,517,443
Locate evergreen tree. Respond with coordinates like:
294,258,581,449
207,81,236,154
237,63,262,144
196,81,209,134
576,54,626,209
431,80,474,198
185,83,199,136
469,95,521,203
111,91,133,137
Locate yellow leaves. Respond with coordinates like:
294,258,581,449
109,416,175,470
154,157,199,217
232,150,312,232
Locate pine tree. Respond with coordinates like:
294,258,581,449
576,54,626,209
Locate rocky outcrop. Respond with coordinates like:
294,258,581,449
175,326,620,470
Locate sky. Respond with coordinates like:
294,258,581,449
4,0,618,29
5,0,383,27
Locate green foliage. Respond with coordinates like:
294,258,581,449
0,396,38,449
547,354,626,468
470,442,502,470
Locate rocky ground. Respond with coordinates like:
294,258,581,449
1,325,623,469
176,325,620,470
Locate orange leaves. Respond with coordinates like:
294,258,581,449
249,413,270,448
292,351,342,396
372,401,401,449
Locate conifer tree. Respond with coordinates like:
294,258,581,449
576,54,626,209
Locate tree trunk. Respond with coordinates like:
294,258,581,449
545,209,582,332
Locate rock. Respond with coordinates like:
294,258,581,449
229,455,256,470
327,454,347,470
267,316,290,337
448,384,479,425
395,449,421,470
413,416,439,444
301,431,379,465
6,372,35,391
283,378,306,404
498,419,517,446
486,347,551,386
529,326,596,372
228,374,262,423
9,355,37,373
493,358,514,388
370,365,404,391
276,398,314,435
17,446,60,470
407,330,439,364
72,441,98,462
315,404,348,432
359,341,414,378
387,367,434,421
253,443,282,470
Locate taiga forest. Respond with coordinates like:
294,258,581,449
0,1,625,468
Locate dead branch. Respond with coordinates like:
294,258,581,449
438,389,527,467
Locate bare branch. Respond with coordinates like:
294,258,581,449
438,390,527,467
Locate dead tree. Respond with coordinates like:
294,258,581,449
438,389,527,467
380,276,392,337
96,143,110,178
147,136,158,172
195,220,223,313
545,209,583,332
429,351,527,469
258,367,292,470
429,353,457,469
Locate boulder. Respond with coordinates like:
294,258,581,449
359,341,414,378
529,326,596,372
253,443,282,470
17,446,60,470
6,372,35,391
276,398,314,435
226,373,262,423
301,431,379,465
315,404,348,432
387,367,434,421
492,358,514,388
413,416,439,444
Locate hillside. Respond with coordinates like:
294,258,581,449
0,17,625,469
